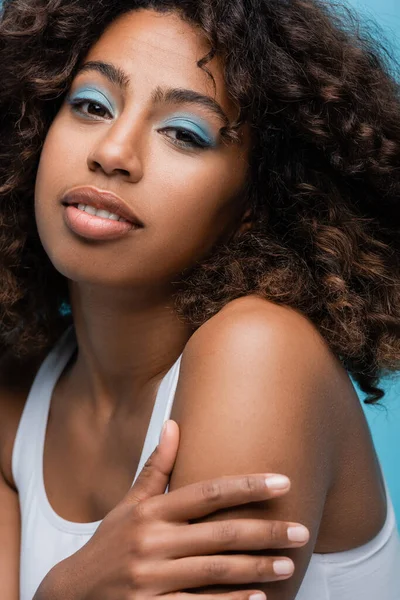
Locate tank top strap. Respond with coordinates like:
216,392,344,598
132,353,183,486
12,326,77,494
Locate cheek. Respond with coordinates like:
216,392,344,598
146,149,247,238
35,118,86,223
141,178,244,281
128,147,249,277
34,123,84,266
35,109,90,194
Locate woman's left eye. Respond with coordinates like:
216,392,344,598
160,127,212,149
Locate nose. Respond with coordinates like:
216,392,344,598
87,120,144,182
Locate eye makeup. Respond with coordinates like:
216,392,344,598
67,86,116,116
160,114,218,148
66,86,219,150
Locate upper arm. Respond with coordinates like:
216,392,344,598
0,471,20,600
0,375,28,600
168,298,338,600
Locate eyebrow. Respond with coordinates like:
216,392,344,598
76,60,230,126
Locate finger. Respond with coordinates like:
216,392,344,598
165,591,267,600
149,554,295,592
153,519,309,558
122,420,179,507
145,473,291,522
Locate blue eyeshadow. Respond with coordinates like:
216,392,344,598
162,114,217,147
68,87,115,114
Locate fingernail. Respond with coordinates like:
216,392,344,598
249,594,266,600
288,525,309,543
273,559,294,576
265,475,290,490
159,420,170,444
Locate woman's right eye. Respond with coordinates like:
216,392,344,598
68,98,112,120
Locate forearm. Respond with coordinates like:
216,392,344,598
32,558,84,600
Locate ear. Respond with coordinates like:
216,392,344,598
234,206,253,237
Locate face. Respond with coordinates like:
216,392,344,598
34,9,251,294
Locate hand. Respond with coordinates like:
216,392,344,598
35,420,309,600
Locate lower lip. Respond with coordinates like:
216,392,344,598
63,205,139,241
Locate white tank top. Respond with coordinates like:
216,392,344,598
12,326,400,600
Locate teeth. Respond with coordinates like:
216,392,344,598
96,209,112,219
76,203,127,222
84,205,97,216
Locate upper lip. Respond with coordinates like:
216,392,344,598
61,186,144,227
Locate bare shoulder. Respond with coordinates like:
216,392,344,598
168,295,351,597
193,294,333,351
181,293,343,403
172,294,355,470
168,295,383,597
170,293,343,481
0,355,44,490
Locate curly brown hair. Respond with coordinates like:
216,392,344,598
0,0,399,403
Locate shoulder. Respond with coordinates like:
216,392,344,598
177,294,341,421
184,294,333,367
168,296,352,598
168,296,346,596
0,354,44,489
171,295,342,479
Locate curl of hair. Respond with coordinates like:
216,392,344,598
0,0,399,402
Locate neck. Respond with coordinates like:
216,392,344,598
65,281,193,420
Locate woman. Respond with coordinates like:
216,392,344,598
0,0,399,599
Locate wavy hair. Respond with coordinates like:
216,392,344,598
0,0,399,402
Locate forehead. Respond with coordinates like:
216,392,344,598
83,8,236,118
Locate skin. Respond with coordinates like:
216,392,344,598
168,298,388,598
25,7,388,600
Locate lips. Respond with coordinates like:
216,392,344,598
61,186,144,227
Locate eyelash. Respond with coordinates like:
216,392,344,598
68,98,211,150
